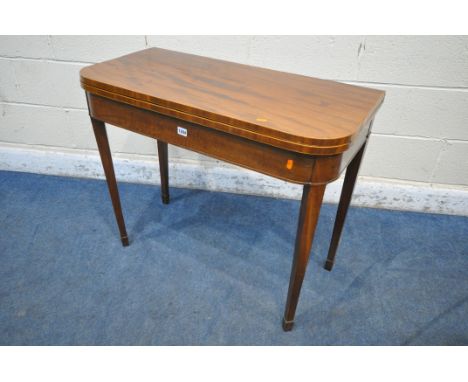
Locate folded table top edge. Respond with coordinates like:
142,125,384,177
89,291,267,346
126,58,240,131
80,47,385,156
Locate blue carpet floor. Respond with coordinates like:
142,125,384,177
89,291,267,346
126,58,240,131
0,170,467,345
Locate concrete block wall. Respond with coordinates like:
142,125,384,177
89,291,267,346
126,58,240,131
1,36,467,214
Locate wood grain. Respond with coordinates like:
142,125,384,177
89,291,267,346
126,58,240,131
81,48,385,155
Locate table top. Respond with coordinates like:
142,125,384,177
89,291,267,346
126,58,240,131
80,48,384,155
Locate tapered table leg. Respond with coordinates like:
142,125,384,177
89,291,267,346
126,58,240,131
324,139,368,271
157,140,170,204
91,117,129,247
283,184,326,331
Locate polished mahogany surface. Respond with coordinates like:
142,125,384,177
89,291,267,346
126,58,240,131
80,48,384,155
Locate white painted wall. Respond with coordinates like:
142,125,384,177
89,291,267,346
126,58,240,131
1,36,467,214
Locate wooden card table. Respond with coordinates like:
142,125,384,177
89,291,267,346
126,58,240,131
80,48,385,331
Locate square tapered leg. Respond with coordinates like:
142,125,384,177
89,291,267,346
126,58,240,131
283,184,326,331
91,117,129,247
157,140,170,205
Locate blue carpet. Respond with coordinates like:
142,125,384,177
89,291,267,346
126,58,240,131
0,170,467,345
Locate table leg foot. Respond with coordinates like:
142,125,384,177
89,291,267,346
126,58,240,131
282,318,294,331
324,260,334,271
161,194,170,205
121,235,129,247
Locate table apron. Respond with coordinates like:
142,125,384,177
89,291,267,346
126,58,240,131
86,92,362,185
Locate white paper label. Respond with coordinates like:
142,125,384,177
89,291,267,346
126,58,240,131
177,126,188,137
